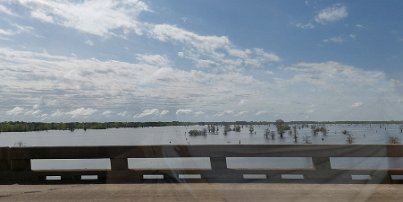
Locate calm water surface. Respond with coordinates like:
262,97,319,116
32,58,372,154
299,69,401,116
1,124,402,147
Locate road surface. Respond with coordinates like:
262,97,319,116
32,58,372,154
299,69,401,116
0,183,402,201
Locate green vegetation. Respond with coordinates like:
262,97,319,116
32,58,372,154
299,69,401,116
249,125,254,134
311,125,327,136
207,125,217,133
389,136,400,144
342,130,354,144
0,120,402,133
0,121,192,133
233,125,241,132
223,124,231,135
275,119,290,137
188,129,207,136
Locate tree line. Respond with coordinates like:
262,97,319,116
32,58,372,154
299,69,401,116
0,121,193,133
0,120,402,133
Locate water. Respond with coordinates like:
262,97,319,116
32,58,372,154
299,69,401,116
2,124,402,171
1,124,402,147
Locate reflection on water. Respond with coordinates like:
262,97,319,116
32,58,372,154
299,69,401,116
1,124,402,147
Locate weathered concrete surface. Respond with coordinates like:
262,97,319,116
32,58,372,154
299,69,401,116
0,184,402,202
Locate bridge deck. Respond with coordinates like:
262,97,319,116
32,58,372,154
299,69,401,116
0,183,402,201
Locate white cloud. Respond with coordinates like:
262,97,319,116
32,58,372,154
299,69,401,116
7,1,279,72
349,34,356,39
315,4,348,24
288,61,386,87
294,22,315,29
0,23,34,39
323,36,344,43
160,110,169,116
102,110,113,116
15,0,149,37
238,99,246,106
117,111,128,117
66,108,97,118
84,39,94,46
0,47,267,121
256,110,269,116
355,24,365,29
25,109,41,116
214,110,234,117
51,109,64,117
0,4,16,16
6,107,25,115
30,9,54,23
254,48,280,62
1,47,402,121
148,24,280,70
150,24,230,53
235,111,248,116
136,54,170,67
176,109,192,115
351,102,363,108
134,109,160,118
194,111,205,116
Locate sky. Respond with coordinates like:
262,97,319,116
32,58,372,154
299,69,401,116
1,0,403,122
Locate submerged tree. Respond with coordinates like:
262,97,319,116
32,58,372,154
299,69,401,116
343,130,354,144
207,125,216,133
224,124,231,135
249,125,254,134
275,119,290,138
312,126,327,136
389,136,400,144
233,125,241,132
188,129,207,136
303,135,311,144
264,128,270,139
270,131,276,140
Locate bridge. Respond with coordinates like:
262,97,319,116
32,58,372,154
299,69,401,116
1,144,403,184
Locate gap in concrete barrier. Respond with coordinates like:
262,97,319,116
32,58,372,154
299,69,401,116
227,157,314,170
143,174,164,180
46,176,61,181
128,157,211,170
351,175,372,180
178,174,202,179
330,157,403,170
281,174,304,180
81,175,98,180
31,159,111,171
391,175,403,180
243,174,267,180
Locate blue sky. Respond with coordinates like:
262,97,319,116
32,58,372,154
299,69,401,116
1,0,403,122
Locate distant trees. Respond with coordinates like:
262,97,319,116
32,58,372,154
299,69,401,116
0,121,199,133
